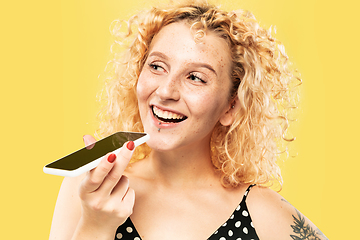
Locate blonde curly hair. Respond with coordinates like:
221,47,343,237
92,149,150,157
96,0,300,188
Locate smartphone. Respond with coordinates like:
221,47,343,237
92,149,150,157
43,131,149,177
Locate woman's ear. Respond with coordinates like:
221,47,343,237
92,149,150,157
219,97,240,126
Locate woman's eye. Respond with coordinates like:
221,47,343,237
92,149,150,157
149,63,164,72
188,73,206,83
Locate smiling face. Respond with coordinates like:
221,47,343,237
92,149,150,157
136,22,233,152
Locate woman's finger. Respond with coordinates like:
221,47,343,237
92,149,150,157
95,141,135,194
79,153,116,194
110,175,130,198
83,134,96,148
122,188,135,205
115,187,135,219
114,141,135,175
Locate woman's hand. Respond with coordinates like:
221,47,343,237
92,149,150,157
72,135,136,239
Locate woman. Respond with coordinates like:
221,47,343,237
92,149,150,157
49,1,328,239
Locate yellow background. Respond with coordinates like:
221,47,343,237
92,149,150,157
1,0,358,239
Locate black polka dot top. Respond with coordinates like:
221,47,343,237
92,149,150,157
115,184,259,240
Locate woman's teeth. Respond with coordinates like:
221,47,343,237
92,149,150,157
152,106,187,122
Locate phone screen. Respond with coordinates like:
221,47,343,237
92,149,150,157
45,132,146,171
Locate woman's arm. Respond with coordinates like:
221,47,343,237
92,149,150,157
49,135,135,240
49,174,84,240
247,186,328,240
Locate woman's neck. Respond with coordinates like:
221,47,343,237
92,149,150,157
145,141,219,189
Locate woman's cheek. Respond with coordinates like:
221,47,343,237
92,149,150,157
136,74,151,100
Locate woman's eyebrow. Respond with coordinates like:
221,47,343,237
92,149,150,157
188,62,217,76
148,51,169,60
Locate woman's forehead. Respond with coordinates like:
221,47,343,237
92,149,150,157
148,22,232,74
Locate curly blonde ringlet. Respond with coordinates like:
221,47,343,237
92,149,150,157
96,0,300,189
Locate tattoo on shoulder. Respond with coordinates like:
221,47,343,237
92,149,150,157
290,209,328,240
281,199,328,240
281,198,293,206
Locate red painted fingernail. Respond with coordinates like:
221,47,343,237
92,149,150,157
126,141,135,151
107,153,116,163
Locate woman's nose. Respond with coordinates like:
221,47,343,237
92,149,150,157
155,75,180,102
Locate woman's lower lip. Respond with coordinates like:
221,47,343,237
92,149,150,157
150,108,184,129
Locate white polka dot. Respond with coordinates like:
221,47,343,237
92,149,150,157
126,227,133,233
236,238,242,240
230,214,234,219
116,233,123,239
235,221,241,228
244,191,248,196
222,222,227,227
242,210,249,217
236,205,241,211
243,227,248,234
219,237,226,240
228,230,233,236
251,222,254,228
134,237,140,240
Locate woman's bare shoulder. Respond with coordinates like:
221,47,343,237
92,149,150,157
246,186,328,240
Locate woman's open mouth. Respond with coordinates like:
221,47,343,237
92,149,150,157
151,105,187,123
